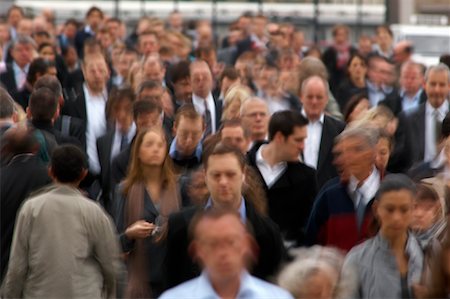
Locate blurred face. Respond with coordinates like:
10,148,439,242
0,23,10,44
175,116,203,157
138,87,163,104
400,65,424,95
142,59,165,83
191,64,213,98
64,46,78,67
375,137,391,171
341,136,374,180
411,199,440,232
252,17,267,37
173,78,192,103
224,98,242,120
221,126,248,154
358,37,372,56
82,57,109,93
279,126,307,161
301,78,329,121
136,111,162,131
117,52,137,78
139,131,166,166
87,10,103,31
39,45,55,62
301,270,337,299
205,153,244,209
64,23,77,39
424,70,450,109
46,66,57,77
376,190,413,239
12,43,34,68
114,99,133,133
139,34,159,56
240,101,269,140
376,28,393,50
187,170,209,206
8,8,23,27
169,13,183,30
221,76,239,96
195,215,248,282
348,99,370,123
333,27,348,45
17,19,32,36
107,21,120,40
348,56,367,83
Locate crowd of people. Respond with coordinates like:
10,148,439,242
1,3,450,298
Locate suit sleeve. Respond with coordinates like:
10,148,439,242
1,203,32,298
305,191,329,246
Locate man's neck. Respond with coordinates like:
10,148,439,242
261,143,283,167
354,167,373,185
210,275,241,299
85,83,105,97
404,89,419,99
195,92,210,100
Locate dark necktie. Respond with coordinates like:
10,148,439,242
120,134,128,151
204,101,212,137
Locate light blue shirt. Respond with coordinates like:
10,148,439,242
401,89,422,114
169,137,202,162
159,271,293,299
12,61,29,90
205,197,247,224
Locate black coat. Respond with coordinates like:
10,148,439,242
0,155,51,281
97,129,116,214
379,89,427,116
247,142,318,245
165,201,285,288
315,115,346,188
0,64,19,102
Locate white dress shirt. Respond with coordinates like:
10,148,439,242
256,145,287,188
302,110,324,169
84,84,107,174
348,167,380,208
424,100,449,162
110,122,136,162
192,92,217,133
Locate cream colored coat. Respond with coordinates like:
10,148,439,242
2,184,121,298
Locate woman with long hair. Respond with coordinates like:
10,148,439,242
115,127,180,298
344,174,424,298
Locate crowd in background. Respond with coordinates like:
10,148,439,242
1,3,450,298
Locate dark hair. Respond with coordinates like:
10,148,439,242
220,66,240,83
106,86,135,122
174,104,203,127
7,5,24,18
204,142,246,170
26,58,50,86
441,112,450,139
416,183,440,203
29,87,58,121
38,42,55,54
268,110,308,141
343,93,369,123
440,54,450,69
133,100,162,120
33,31,51,39
86,6,104,19
374,174,416,202
64,18,79,28
219,119,246,134
376,25,393,37
34,75,63,98
0,87,16,118
1,127,38,158
169,60,191,85
50,145,87,183
347,53,367,69
137,80,163,97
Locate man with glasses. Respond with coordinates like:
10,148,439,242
240,97,269,151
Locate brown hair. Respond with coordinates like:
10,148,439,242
105,86,135,123
174,103,204,128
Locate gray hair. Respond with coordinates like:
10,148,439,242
425,63,450,83
0,87,16,119
277,246,357,299
239,96,268,117
336,126,379,148
11,35,37,50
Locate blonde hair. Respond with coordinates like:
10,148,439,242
222,84,252,121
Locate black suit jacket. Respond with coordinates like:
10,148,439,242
0,64,19,102
247,142,318,245
97,129,115,213
165,201,285,288
0,155,51,281
316,115,346,188
404,103,426,164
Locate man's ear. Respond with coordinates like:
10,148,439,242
372,201,379,218
79,168,88,182
25,107,32,120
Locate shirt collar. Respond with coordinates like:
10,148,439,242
83,83,107,100
301,109,324,124
425,100,449,117
205,197,247,223
348,167,380,204
256,144,287,169
12,61,29,73
169,137,203,161
401,88,422,100
115,121,136,140
196,271,253,298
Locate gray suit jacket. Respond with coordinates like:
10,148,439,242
2,184,121,298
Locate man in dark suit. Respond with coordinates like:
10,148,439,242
1,127,51,282
165,144,285,289
300,75,345,188
190,60,222,137
74,6,104,59
380,61,427,116
247,110,318,247
404,63,450,166
0,35,35,103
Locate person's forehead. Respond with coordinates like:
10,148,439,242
427,70,449,82
207,153,241,169
245,101,267,112
303,79,326,93
196,215,244,238
222,126,244,137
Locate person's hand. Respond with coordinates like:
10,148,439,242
412,283,428,299
125,220,155,240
